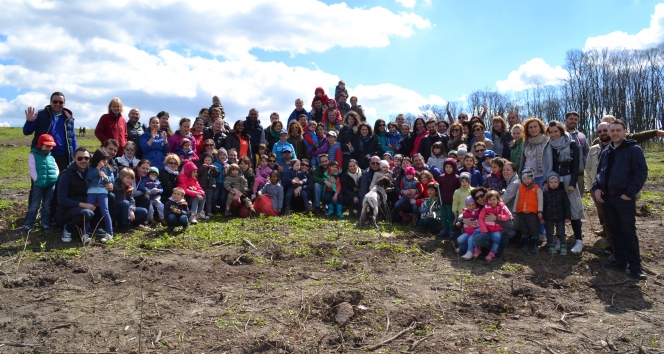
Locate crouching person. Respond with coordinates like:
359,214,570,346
112,167,149,235
164,187,190,233
56,147,95,244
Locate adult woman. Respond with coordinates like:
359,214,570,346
373,119,389,156
501,161,520,211
198,108,210,127
339,111,360,170
266,120,283,151
203,118,226,150
409,118,429,158
547,120,585,253
140,117,170,169
225,119,252,159
459,187,510,257
95,97,128,155
518,117,552,187
157,111,173,139
209,107,231,133
287,121,307,160
340,159,362,218
159,154,181,202
447,122,466,151
192,118,206,155
490,116,512,158
133,159,152,211
469,122,494,154
509,124,524,168
350,122,379,170
169,118,196,153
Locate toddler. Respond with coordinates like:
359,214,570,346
176,160,205,224
418,182,441,231
254,154,273,195
458,196,482,260
484,157,507,192
395,166,421,224
427,141,446,170
254,170,284,216
386,121,402,153
164,187,190,233
23,134,58,235
478,190,512,261
138,167,165,225
542,172,571,255
223,163,256,217
370,160,392,190
515,168,543,254
197,152,220,219
87,149,114,241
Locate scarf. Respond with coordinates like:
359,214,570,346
524,134,548,176
358,134,371,152
549,132,572,162
165,166,179,176
447,133,462,151
346,168,362,185
270,129,281,139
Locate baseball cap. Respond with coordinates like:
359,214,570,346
38,134,56,148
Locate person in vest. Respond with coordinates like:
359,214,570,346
23,134,59,235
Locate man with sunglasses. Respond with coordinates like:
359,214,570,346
24,92,78,172
585,122,614,252
358,156,382,204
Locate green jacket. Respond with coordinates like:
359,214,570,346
29,147,58,188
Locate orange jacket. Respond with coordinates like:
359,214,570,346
515,182,542,214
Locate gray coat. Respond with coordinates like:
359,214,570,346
518,138,553,179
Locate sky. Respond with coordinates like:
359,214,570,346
0,0,663,130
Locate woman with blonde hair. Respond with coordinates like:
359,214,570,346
95,97,128,155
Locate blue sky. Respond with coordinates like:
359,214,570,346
0,0,662,129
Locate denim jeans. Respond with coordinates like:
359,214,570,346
25,184,54,228
534,176,546,235
489,231,503,253
113,200,148,228
457,229,480,251
322,191,343,205
87,192,112,235
213,184,227,210
167,213,189,228
189,196,205,215
459,231,508,255
394,196,417,215
314,183,323,207
62,207,95,236
284,187,309,210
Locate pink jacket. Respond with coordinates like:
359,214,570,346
177,160,205,198
461,208,480,235
478,203,512,233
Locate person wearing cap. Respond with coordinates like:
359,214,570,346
209,95,226,120
23,134,59,235
455,146,468,170
277,146,295,173
271,129,296,163
325,131,343,168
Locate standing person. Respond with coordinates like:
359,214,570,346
24,91,78,171
23,134,59,235
506,112,521,132
339,111,360,169
437,120,449,136
191,118,206,155
287,99,312,124
518,118,551,239
399,123,413,157
509,124,524,168
225,120,252,159
310,97,325,123
197,152,220,219
409,118,429,158
593,120,648,280
469,122,494,154
244,108,266,166
337,94,351,118
490,116,512,159
374,119,389,156
349,96,366,122
203,118,227,150
140,117,170,169
126,108,145,159
287,120,308,161
350,123,380,170
312,154,331,214
157,111,174,139
585,122,612,247
86,149,115,241
436,158,460,238
564,111,589,194
265,120,284,152
95,97,128,155
514,169,543,254
169,118,197,153
419,119,447,162
197,108,210,127
447,123,466,152
542,172,571,255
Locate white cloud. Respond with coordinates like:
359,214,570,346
395,0,416,8
0,122,10,127
584,4,664,51
495,58,569,92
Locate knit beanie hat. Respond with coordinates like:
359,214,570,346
217,147,228,157
405,166,416,176
149,167,159,176
180,138,191,147
448,150,458,157
380,160,389,169
457,147,468,155
522,168,534,180
460,172,471,182
546,171,561,184
465,196,475,206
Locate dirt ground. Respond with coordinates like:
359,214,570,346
1,191,663,353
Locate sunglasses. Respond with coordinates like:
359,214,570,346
378,124,386,127
52,100,64,105
598,129,609,133
474,128,483,132
76,156,90,161
451,128,461,132
475,194,486,199
269,159,276,162
125,148,135,152
476,149,485,153
301,164,310,167
370,162,380,165
167,161,178,165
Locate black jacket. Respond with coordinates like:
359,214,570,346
592,138,648,199
203,127,226,150
57,162,89,215
551,139,580,183
351,135,380,170
127,121,146,158
400,134,414,157
224,132,253,159
159,168,179,201
543,187,571,221
164,197,190,218
338,125,356,156
243,119,265,152
418,133,448,162
339,170,361,206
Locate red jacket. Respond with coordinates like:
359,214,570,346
95,113,128,155
177,160,205,198
311,87,330,108
478,203,512,233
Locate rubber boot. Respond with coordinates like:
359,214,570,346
325,204,335,216
520,235,530,253
336,204,344,218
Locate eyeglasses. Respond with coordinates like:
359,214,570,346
283,151,292,153
52,100,64,105
475,194,486,199
301,164,310,167
370,162,380,165
474,128,483,132
598,129,609,133
269,159,276,162
76,156,90,161
451,128,461,132
205,144,215,147
125,148,135,152
476,149,485,153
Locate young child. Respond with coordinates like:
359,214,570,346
458,196,481,260
370,160,392,190
386,121,402,154
212,148,228,213
418,182,441,232
311,87,330,108
452,172,473,222
391,154,403,179
484,157,507,192
395,166,421,224
197,152,220,219
322,161,344,218
383,152,393,166
176,138,198,164
335,80,348,102
254,154,272,196
481,150,495,178
436,158,460,238
112,167,148,238
514,168,543,254
164,187,190,233
254,170,284,217
456,146,468,170
458,155,483,187
176,160,205,224
325,131,343,167
138,167,165,226
309,124,329,169
253,144,268,170
427,141,446,170
282,159,310,214
542,172,571,255
272,129,296,163
223,163,256,217
303,120,319,156
87,149,114,240
448,150,458,162
478,190,512,261
23,134,58,235
115,141,140,168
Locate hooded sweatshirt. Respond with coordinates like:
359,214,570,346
177,160,205,198
436,158,460,205
311,87,330,108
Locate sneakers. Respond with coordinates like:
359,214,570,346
224,210,231,216
448,231,455,240
462,251,473,260
198,212,209,220
548,243,555,254
485,251,496,261
283,209,292,216
100,233,113,242
41,225,51,233
628,270,647,280
554,240,560,251
455,247,460,253
93,228,108,236
190,214,198,225
472,247,482,258
571,239,583,254
21,226,31,236
81,233,91,244
61,229,72,243
559,244,567,256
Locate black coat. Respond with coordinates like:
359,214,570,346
203,127,226,150
551,139,580,184
339,171,361,207
159,168,179,201
224,132,253,159
127,121,146,158
418,133,448,162
351,135,380,170
400,134,414,157
542,187,571,221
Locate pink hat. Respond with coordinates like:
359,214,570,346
405,166,416,176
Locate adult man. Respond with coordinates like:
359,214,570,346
23,92,78,171
243,108,266,165
564,111,589,193
56,147,110,243
585,122,612,243
412,153,442,179
359,156,381,204
270,112,280,124
337,94,351,119
287,99,312,124
591,115,664,146
399,123,413,157
312,154,331,214
437,120,449,135
395,114,407,127
593,120,648,280
126,108,145,158
349,96,366,122
419,119,448,161
507,111,521,131
102,139,121,179
310,97,325,123
95,99,128,155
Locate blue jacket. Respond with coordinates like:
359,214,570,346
281,168,308,190
87,165,115,194
592,139,648,199
287,109,312,124
458,167,483,187
140,130,170,169
23,106,77,161
137,177,163,201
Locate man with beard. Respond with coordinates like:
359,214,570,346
243,108,266,166
349,96,366,122
507,111,521,132
591,115,664,146
126,108,145,159
312,154,330,214
419,119,448,161
310,97,325,123
564,111,589,194
585,122,613,247
337,94,351,119
358,156,381,203
412,153,442,180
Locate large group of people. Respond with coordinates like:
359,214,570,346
21,84,660,280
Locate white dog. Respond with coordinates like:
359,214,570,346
358,176,393,229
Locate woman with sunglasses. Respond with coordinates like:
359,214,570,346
469,122,494,155
159,153,181,202
140,117,170,169
447,122,466,152
458,187,511,258
373,119,389,156
339,159,363,218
